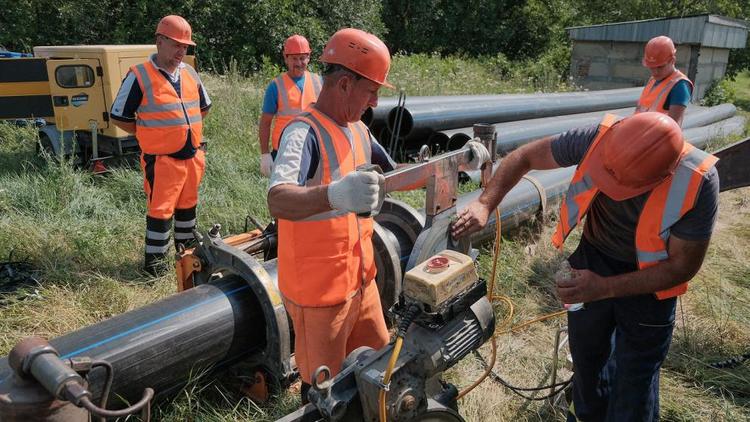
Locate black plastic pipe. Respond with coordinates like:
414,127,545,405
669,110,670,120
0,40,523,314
362,93,533,127
0,272,267,404
446,104,735,153
386,88,643,143
436,107,634,152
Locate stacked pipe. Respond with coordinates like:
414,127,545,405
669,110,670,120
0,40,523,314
367,88,643,151
363,87,742,159
441,103,737,153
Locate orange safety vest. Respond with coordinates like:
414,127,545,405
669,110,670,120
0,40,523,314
277,108,376,307
131,61,203,155
635,69,693,114
552,114,718,300
271,71,322,150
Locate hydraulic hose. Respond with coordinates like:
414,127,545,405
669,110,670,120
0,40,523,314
457,207,505,399
78,388,154,420
378,337,403,422
379,304,421,422
457,199,570,401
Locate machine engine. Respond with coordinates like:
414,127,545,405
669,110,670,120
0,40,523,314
279,250,495,422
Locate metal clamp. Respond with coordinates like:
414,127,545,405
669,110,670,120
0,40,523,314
377,378,391,392
312,366,333,393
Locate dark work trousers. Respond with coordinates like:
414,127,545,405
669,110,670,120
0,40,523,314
566,236,677,422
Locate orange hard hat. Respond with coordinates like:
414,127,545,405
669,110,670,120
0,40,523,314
588,112,684,201
155,15,195,46
283,35,311,55
642,36,676,67
320,28,394,88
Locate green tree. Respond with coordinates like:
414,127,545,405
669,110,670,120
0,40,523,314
0,0,384,72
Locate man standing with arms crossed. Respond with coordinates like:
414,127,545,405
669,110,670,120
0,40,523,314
258,34,322,176
452,112,719,421
636,36,693,126
111,15,211,275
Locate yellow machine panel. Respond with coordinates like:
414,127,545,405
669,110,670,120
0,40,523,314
2,45,199,166
45,58,108,131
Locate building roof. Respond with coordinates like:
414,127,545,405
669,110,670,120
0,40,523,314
566,14,747,49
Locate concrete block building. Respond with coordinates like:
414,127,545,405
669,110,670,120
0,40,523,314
567,14,748,100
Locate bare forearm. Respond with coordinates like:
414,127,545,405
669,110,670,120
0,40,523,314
259,114,273,154
268,184,331,220
602,238,709,298
478,138,556,209
478,153,529,209
667,105,686,127
603,261,697,298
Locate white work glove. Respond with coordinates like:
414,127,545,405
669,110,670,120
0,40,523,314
466,139,491,170
260,153,273,177
327,170,384,214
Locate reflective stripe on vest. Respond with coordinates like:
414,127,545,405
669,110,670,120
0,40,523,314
277,109,376,307
635,69,692,114
271,71,323,150
552,114,619,248
131,61,203,155
552,118,718,299
635,144,718,299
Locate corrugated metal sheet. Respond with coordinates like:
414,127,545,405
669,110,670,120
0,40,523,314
567,14,747,48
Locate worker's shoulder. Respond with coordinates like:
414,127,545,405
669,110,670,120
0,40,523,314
701,165,720,192
281,120,316,143
181,62,201,79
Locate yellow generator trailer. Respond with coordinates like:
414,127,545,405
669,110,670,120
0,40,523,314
0,45,195,168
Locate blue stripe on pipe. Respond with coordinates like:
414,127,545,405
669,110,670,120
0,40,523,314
60,284,251,359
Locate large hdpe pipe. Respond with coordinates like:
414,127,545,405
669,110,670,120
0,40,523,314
682,115,746,147
362,93,534,127
445,103,735,153
0,271,269,404
434,107,633,152
386,88,643,142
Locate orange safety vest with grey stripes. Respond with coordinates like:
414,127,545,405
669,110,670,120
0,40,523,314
130,61,203,155
271,71,322,150
552,114,718,300
277,108,376,307
635,69,693,114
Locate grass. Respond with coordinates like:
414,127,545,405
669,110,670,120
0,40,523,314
729,71,750,112
0,55,749,421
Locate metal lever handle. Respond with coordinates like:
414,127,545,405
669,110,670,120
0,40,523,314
355,164,385,218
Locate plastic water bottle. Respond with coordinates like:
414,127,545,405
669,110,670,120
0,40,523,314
555,260,584,312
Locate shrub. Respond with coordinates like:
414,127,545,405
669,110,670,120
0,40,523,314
701,78,737,106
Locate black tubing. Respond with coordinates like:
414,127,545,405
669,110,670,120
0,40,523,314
446,107,634,152
387,88,643,142
450,104,736,158
0,273,267,404
363,93,534,127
